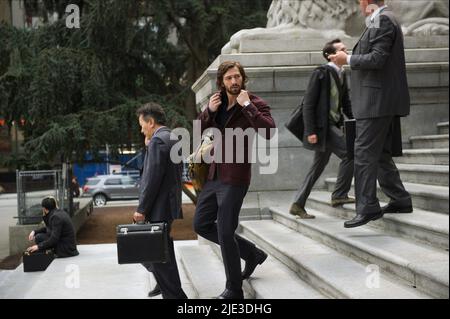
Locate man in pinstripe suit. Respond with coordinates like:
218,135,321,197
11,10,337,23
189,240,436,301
330,0,413,228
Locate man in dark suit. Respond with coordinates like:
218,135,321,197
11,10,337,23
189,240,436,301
195,61,276,299
330,0,412,228
134,102,187,299
27,196,79,257
290,39,355,219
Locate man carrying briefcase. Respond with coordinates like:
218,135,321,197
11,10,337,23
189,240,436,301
132,102,187,299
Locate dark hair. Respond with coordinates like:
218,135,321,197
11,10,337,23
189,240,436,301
322,39,342,62
41,197,57,211
136,102,167,125
216,61,248,91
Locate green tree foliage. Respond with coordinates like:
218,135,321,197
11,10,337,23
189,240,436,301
0,0,271,169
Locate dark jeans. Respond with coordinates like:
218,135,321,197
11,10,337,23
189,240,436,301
35,233,50,246
194,179,259,292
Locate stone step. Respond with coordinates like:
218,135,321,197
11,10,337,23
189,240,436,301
438,122,449,134
307,191,449,250
396,164,449,186
229,35,449,54
177,244,230,299
194,62,448,110
216,48,449,68
24,244,151,299
266,209,449,299
178,244,325,299
395,148,449,165
325,178,449,214
206,239,327,299
238,220,432,299
0,243,197,299
0,264,44,298
410,134,449,149
0,270,14,288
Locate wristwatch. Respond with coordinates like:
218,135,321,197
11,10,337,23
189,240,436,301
243,100,251,107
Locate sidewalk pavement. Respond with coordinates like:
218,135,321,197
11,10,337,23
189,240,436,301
0,241,197,299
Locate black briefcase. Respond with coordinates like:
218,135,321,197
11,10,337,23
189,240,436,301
23,250,55,272
344,119,356,159
116,222,170,264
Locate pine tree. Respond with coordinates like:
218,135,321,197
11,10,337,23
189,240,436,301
0,0,271,169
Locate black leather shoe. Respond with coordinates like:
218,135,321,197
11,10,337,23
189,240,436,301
344,211,384,228
216,289,244,299
242,249,268,279
148,284,161,297
382,203,413,214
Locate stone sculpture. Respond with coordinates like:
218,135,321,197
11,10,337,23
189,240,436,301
222,0,449,53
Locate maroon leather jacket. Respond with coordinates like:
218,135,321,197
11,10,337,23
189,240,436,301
198,93,276,186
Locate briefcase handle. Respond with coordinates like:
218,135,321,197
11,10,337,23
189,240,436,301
23,249,53,256
127,221,165,233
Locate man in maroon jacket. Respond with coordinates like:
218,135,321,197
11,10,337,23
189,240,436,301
194,61,276,299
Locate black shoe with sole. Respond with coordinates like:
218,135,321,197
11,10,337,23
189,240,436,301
382,203,413,214
148,284,161,297
242,249,268,279
216,289,244,299
344,211,384,228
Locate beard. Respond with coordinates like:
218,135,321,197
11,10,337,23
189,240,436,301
226,84,241,96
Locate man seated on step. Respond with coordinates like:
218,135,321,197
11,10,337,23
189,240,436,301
26,196,79,257
289,39,355,219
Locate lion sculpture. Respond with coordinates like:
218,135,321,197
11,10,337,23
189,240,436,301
222,0,449,53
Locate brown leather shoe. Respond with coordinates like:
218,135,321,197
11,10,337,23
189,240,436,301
331,196,355,207
289,203,315,219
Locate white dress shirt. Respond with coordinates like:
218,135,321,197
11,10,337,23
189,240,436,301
327,62,344,80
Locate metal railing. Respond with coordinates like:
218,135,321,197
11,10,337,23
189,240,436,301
16,170,66,225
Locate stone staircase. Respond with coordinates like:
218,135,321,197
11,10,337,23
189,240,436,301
324,122,449,214
176,121,449,299
187,35,448,299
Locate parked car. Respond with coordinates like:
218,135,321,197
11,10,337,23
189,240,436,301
81,174,140,206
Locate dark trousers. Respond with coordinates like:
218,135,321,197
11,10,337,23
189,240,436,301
35,233,49,246
142,222,187,299
194,179,258,292
294,125,354,207
354,117,412,215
